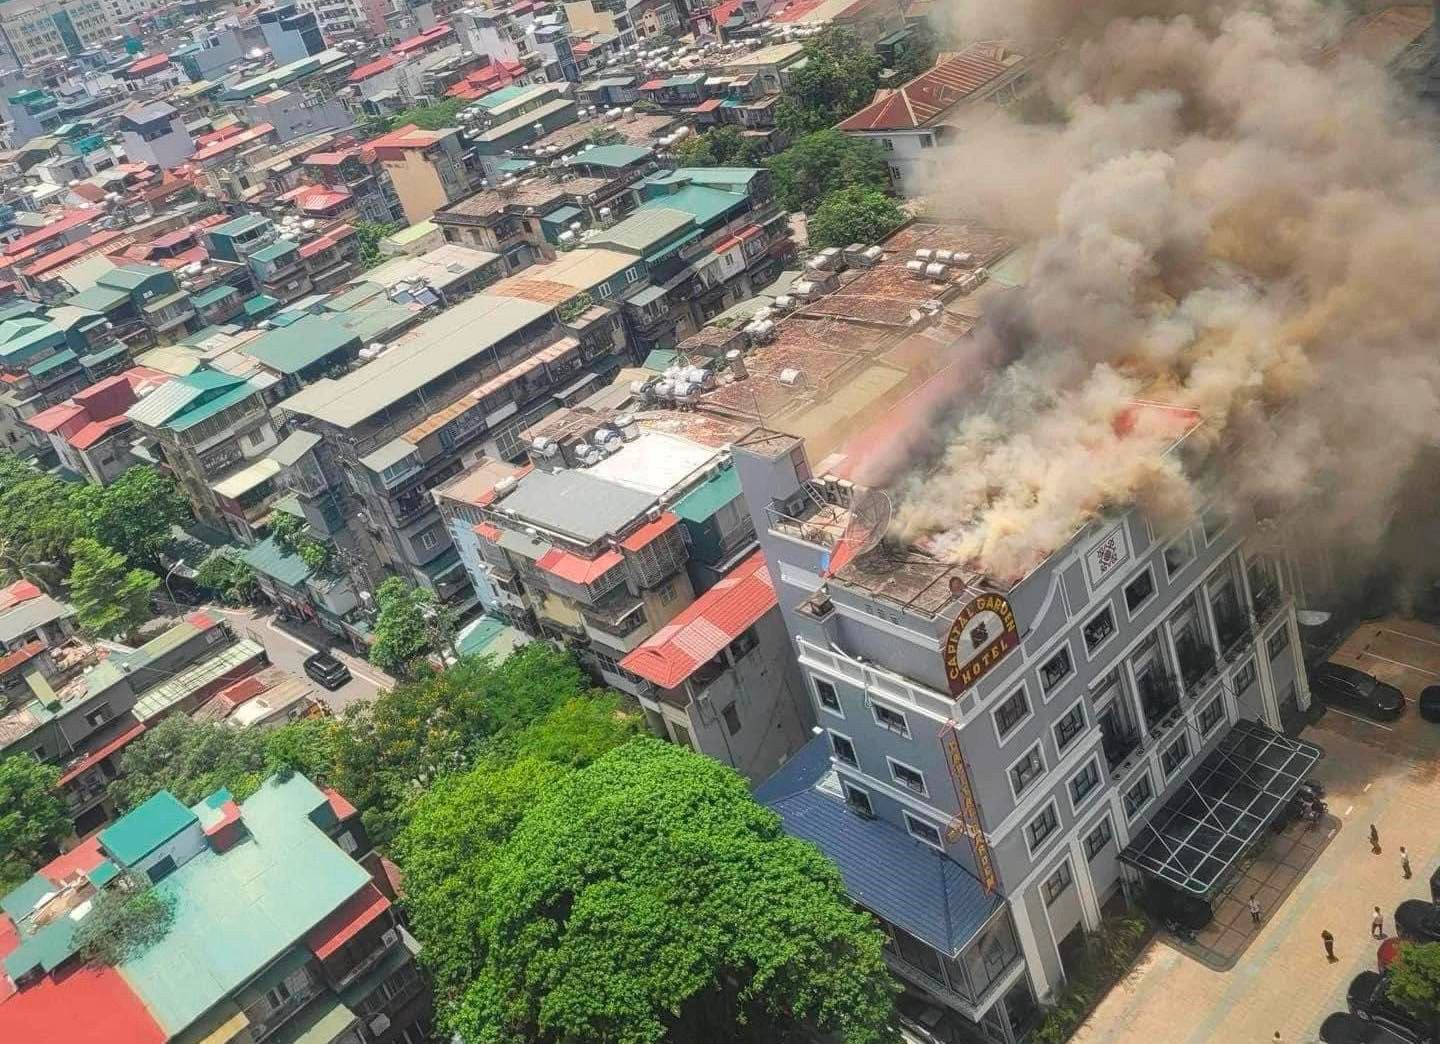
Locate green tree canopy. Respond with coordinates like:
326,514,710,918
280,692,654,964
356,220,403,269
1390,942,1440,1033
766,129,890,213
427,739,897,1044
369,576,445,676
92,466,189,570
0,470,99,579
0,755,68,891
808,185,905,250
73,872,176,965
194,549,257,606
66,538,159,641
673,126,765,168
775,28,882,136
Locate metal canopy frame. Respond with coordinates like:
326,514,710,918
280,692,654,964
1118,719,1322,896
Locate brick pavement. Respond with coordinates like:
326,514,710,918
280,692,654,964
1075,617,1440,1044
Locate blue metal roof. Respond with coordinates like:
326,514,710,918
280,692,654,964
756,736,1002,957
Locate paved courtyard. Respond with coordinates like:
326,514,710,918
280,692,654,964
1076,615,1440,1044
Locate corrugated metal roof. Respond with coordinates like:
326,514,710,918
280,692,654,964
243,536,313,588
243,315,360,375
501,468,653,544
559,143,652,169
590,207,693,253
755,735,1003,957
211,457,282,499
269,429,321,467
131,640,265,722
99,790,196,866
673,465,741,522
837,45,1017,132
621,550,774,688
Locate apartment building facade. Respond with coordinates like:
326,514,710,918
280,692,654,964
0,0,115,68
369,124,472,226
738,414,1313,1044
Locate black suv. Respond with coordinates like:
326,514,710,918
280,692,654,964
1348,971,1434,1043
1311,663,1405,721
1396,900,1440,944
1322,1012,1417,1044
303,649,352,691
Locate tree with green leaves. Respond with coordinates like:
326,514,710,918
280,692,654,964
673,126,765,169
775,28,882,136
0,471,99,579
195,549,257,605
808,185,905,250
91,466,189,570
109,715,341,813
73,872,176,965
587,125,624,146
1390,942,1440,1039
66,538,159,641
0,755,68,891
356,220,403,270
410,739,897,1044
369,576,445,676
371,97,466,136
889,24,937,83
766,129,890,213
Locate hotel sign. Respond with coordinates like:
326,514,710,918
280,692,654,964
940,723,998,894
942,593,1019,696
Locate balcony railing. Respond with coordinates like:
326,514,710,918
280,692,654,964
243,982,319,1042
1215,608,1254,663
1103,728,1140,772
1177,641,1218,696
1252,578,1282,625
1139,670,1182,731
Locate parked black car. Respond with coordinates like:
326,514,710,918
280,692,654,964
1311,663,1405,720
1395,900,1440,944
1322,1011,1417,1044
303,649,352,691
1348,971,1434,1043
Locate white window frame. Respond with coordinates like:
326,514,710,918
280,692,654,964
1266,625,1290,661
1198,696,1225,736
1007,741,1046,799
1025,801,1061,856
887,755,928,798
1234,658,1257,693
1123,565,1157,619
904,811,944,851
1068,757,1103,812
1123,771,1154,822
812,675,844,719
1082,604,1117,658
871,700,911,739
992,684,1033,746
1164,530,1196,579
829,729,858,769
1053,696,1087,754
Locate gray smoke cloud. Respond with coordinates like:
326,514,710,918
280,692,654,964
884,0,1440,583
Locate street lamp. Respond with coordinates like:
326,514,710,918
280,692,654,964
163,558,186,609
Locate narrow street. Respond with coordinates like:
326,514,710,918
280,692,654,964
208,605,393,712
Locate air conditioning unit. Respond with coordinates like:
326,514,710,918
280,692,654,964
368,1014,391,1034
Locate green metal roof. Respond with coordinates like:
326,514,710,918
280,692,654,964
79,343,127,368
243,535,313,588
96,263,168,291
642,348,677,371
673,465,741,523
646,167,760,188
269,993,358,1044
472,84,528,109
243,315,360,375
132,640,265,721
169,382,260,432
87,859,120,887
249,239,299,264
189,284,239,309
118,774,371,1036
141,290,191,314
1,874,55,920
65,285,130,312
561,143,652,169
3,912,76,979
322,282,383,313
243,294,280,318
100,790,197,866
640,185,745,228
540,205,584,227
455,615,525,661
28,348,77,376
591,207,692,253
498,157,538,173
210,213,272,239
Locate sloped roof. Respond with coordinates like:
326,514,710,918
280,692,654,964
621,550,774,688
837,46,1017,132
755,735,1004,957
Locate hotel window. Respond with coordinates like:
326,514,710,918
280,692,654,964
814,678,841,715
1161,734,1190,778
889,759,927,796
995,687,1030,738
905,813,943,850
1009,744,1045,796
1069,759,1101,806
1125,567,1155,613
1042,862,1073,905
1084,606,1115,652
1164,533,1195,578
1085,817,1114,860
1235,658,1257,692
872,702,910,738
1054,701,1086,751
1041,646,1073,694
830,732,857,768
1027,803,1059,852
1124,772,1153,820
1267,626,1290,661
1199,697,1224,736
845,784,873,817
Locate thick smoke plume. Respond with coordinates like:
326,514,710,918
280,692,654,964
885,0,1440,582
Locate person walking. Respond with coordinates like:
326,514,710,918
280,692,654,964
1322,929,1336,961
1372,906,1385,939
1249,895,1262,926
1370,824,1381,852
1401,846,1412,879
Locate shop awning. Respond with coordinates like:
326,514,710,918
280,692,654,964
1119,719,1322,896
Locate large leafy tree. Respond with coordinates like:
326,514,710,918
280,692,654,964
775,28,882,136
673,126,765,168
91,466,189,570
0,471,98,577
66,538,159,641
369,576,448,676
809,186,905,250
422,739,897,1044
0,755,68,891
1390,942,1440,1038
72,871,175,965
766,129,890,213
194,549,257,605
356,220,403,270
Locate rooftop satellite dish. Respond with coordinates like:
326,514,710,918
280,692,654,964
837,488,892,557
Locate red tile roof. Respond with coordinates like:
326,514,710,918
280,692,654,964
125,52,170,77
26,402,84,434
619,511,678,552
0,962,166,1044
303,882,390,959
621,550,775,688
689,98,724,113
0,581,43,611
296,187,353,214
20,229,129,279
38,836,105,885
536,547,623,585
0,639,44,677
69,416,132,451
2,210,98,258
391,22,453,54
348,55,398,82
474,521,501,541
837,46,1015,132
56,721,146,787
323,786,358,821
191,123,275,163
369,124,446,152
